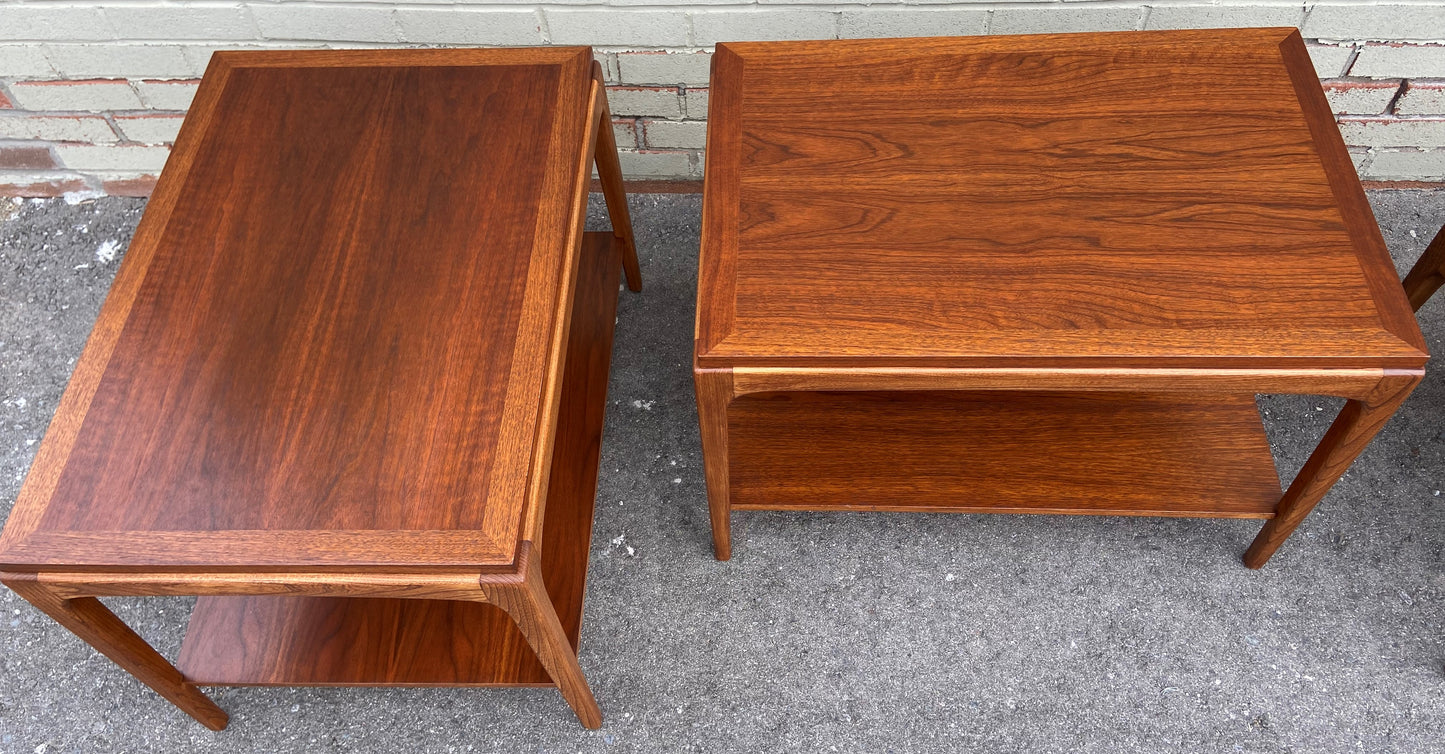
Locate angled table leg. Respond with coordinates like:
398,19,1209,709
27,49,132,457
695,367,734,560
591,67,642,293
1244,373,1422,568
483,545,601,729
2,572,228,730
1401,224,1445,311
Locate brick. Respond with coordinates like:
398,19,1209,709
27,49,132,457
1337,117,1445,148
1303,4,1445,42
1147,5,1303,30
8,80,142,112
613,118,639,149
1362,148,1445,180
253,5,400,43
55,144,171,172
644,119,706,149
1397,82,1445,116
104,5,255,41
0,172,93,197
116,114,186,145
618,149,691,178
839,9,988,39
45,44,193,79
546,10,688,47
1322,80,1401,115
0,90,9,109
1351,45,1445,79
992,7,1145,35
101,173,159,197
0,115,118,143
0,6,113,42
607,86,682,119
1348,147,1370,174
0,46,56,78
684,88,708,120
1307,44,1355,78
134,80,200,111
617,52,712,86
595,52,618,83
0,145,57,170
691,10,837,45
396,8,542,45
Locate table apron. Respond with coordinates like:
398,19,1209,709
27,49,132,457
11,570,499,602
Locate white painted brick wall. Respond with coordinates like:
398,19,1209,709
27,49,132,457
4,0,1445,191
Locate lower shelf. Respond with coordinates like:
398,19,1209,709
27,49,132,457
177,231,624,687
728,391,1282,518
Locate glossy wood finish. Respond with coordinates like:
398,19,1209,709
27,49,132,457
176,231,622,689
696,30,1426,564
1401,224,1445,311
729,391,1281,517
0,49,635,730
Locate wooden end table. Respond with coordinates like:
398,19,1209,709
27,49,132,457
0,48,640,730
695,29,1427,565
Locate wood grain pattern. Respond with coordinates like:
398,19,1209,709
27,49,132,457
696,30,1425,371
728,391,1281,517
1401,224,1445,311
173,232,622,688
695,367,734,560
2,572,229,730
0,48,595,572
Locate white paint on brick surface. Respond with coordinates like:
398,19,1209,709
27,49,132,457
253,5,400,43
0,114,118,143
55,144,171,172
10,80,142,111
115,114,186,144
607,86,683,119
691,10,838,45
1352,45,1445,79
683,88,708,120
548,10,689,47
1304,4,1445,42
1147,4,1304,30
1323,81,1402,115
1397,83,1445,116
618,148,692,177
1338,117,1445,148
133,80,200,110
613,119,639,149
103,6,255,42
1306,44,1355,78
1364,148,1445,180
839,9,988,39
991,7,1145,35
595,51,619,83
0,7,113,42
618,51,711,86
644,119,706,149
395,8,542,46
45,44,193,79
0,46,57,78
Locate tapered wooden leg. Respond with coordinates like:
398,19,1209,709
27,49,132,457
483,545,601,729
591,68,641,293
695,367,734,560
1244,373,1421,569
1401,224,1445,311
2,573,228,730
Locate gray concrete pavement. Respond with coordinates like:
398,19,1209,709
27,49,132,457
0,191,1442,753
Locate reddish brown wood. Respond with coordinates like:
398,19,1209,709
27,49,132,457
695,30,1426,563
1401,224,1445,311
729,391,1281,518
592,63,642,292
175,232,622,687
2,573,229,730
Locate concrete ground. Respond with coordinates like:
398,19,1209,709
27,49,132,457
0,190,1442,753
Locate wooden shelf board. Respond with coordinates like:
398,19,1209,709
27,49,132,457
177,232,623,687
728,391,1282,518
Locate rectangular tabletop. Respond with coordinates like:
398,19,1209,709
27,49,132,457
0,48,597,573
696,29,1427,371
